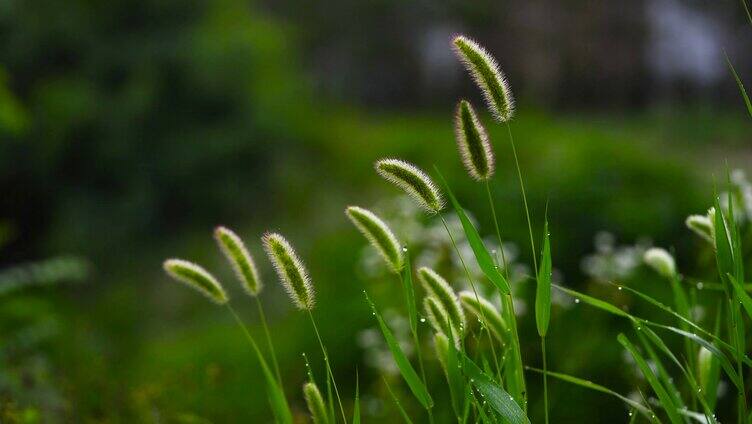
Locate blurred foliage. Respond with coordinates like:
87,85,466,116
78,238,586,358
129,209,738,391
0,0,750,422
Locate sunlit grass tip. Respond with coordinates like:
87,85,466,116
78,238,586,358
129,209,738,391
643,247,676,279
686,207,716,244
262,232,315,310
303,381,329,424
163,258,228,304
214,226,262,296
458,290,507,344
452,35,515,122
375,158,444,214
417,267,465,331
345,206,404,272
455,100,494,181
424,296,461,348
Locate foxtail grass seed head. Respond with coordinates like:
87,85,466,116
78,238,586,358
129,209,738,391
303,382,329,424
163,259,228,304
685,214,714,244
375,158,444,214
643,247,676,279
697,347,714,387
345,206,404,272
452,35,514,122
214,226,262,296
459,290,507,344
262,232,315,310
433,333,450,374
418,267,465,331
424,296,461,348
455,100,494,181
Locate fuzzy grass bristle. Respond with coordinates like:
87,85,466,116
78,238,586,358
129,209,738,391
417,267,465,332
459,290,507,344
424,296,461,348
345,206,404,272
375,158,444,214
163,258,228,304
262,232,315,310
452,35,514,123
303,382,329,424
643,247,676,279
214,226,263,296
455,100,494,181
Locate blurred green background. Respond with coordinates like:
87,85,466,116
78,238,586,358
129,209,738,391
0,0,751,422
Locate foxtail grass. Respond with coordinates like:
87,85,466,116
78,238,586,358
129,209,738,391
375,158,444,214
345,206,404,272
304,381,330,424
455,100,494,181
163,259,228,304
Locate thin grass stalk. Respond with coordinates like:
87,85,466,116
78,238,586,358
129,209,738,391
484,180,526,413
396,273,435,424
505,122,537,277
541,337,549,424
254,296,282,385
438,214,502,382
307,309,348,424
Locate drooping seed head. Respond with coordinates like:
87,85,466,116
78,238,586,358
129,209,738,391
433,333,450,375
459,290,507,344
418,267,465,331
455,100,494,181
214,226,262,296
345,206,404,272
685,214,714,244
452,35,515,122
163,258,228,304
262,232,315,310
303,382,329,424
375,158,444,214
424,296,461,348
643,247,676,279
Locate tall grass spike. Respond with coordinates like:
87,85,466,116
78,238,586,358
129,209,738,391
455,100,494,181
453,35,515,122
345,206,404,272
214,226,262,296
163,259,228,304
424,296,460,348
262,232,315,310
417,267,465,331
375,158,444,213
303,382,330,424
459,290,507,343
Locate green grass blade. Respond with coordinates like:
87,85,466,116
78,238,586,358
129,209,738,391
227,306,293,424
633,325,686,413
383,377,415,424
437,333,466,420
552,284,631,319
618,334,683,424
535,219,552,337
365,292,433,410
725,53,752,119
434,168,511,294
459,350,530,424
401,252,418,334
713,197,735,289
728,275,752,321
524,367,652,419
353,371,361,424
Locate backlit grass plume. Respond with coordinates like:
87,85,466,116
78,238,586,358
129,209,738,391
214,226,262,296
303,381,329,424
262,232,315,310
455,100,494,181
453,35,514,122
417,267,465,332
345,206,404,272
163,259,228,304
424,296,461,348
643,247,676,279
686,208,716,244
375,158,444,213
459,290,507,344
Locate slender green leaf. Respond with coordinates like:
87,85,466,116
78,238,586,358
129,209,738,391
552,284,631,319
618,334,683,424
633,326,685,413
728,275,752,321
524,367,652,419
434,168,511,294
725,53,752,119
535,220,552,337
401,253,418,334
353,371,360,424
713,197,734,290
459,350,529,424
365,293,433,409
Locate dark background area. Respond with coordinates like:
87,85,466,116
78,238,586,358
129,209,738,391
0,0,750,422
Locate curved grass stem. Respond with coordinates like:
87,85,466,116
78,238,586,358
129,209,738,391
254,296,283,385
505,122,537,278
541,337,549,424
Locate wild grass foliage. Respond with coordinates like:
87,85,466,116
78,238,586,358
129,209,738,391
162,34,752,424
